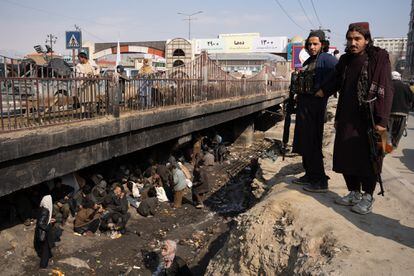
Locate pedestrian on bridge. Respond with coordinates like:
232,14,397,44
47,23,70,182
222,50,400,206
291,29,338,192
74,52,101,115
317,22,393,214
75,52,100,77
138,58,155,108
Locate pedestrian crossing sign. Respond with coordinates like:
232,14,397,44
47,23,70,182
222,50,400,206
65,31,82,49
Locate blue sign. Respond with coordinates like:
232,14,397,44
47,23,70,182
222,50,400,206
65,31,82,49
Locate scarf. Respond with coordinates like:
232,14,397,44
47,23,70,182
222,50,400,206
357,46,389,106
40,195,53,224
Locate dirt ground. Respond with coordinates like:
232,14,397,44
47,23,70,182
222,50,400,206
206,101,414,275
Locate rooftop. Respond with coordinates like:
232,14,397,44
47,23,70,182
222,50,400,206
208,53,286,62
95,41,166,53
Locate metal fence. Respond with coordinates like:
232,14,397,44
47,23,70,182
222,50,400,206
0,55,72,78
0,52,289,132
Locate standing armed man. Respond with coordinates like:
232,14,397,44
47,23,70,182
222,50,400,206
317,22,393,214
291,30,338,192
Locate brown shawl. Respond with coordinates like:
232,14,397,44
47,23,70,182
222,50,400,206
357,46,394,127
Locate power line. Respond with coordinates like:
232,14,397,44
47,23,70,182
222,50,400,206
297,0,315,28
3,0,181,41
329,30,344,39
81,28,108,42
310,0,323,27
306,0,343,40
2,0,121,31
274,0,307,31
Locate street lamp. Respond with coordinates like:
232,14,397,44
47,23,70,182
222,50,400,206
45,34,58,57
177,11,203,40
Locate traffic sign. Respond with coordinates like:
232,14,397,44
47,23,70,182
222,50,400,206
65,31,82,49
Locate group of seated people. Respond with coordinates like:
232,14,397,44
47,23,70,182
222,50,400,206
45,136,225,239
0,133,227,242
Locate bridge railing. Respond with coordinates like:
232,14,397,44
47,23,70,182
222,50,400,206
0,53,289,132
0,76,113,131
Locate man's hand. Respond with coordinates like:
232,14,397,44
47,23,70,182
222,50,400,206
315,89,324,98
375,125,386,132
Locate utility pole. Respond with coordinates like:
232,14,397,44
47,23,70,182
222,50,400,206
312,27,331,40
73,24,82,65
45,34,58,57
178,11,203,40
74,24,82,39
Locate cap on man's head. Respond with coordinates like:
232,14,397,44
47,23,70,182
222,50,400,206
391,71,401,80
307,30,326,42
348,22,370,33
78,52,88,59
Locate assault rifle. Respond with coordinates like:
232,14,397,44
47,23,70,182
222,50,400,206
364,97,385,196
281,71,298,160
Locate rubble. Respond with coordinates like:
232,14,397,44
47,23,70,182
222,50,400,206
59,257,90,270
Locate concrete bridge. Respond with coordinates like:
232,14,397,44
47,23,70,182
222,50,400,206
0,53,289,197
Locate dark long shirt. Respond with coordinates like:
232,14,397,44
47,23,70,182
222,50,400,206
303,52,338,94
137,197,158,217
321,50,393,175
103,193,128,214
51,184,74,204
391,79,413,114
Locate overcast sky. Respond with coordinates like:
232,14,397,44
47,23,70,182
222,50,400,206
0,0,410,57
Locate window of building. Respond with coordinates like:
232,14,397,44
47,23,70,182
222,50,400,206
173,49,185,57
173,60,184,67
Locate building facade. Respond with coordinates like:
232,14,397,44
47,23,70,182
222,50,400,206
165,38,193,70
374,37,407,56
374,37,407,73
406,0,414,78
